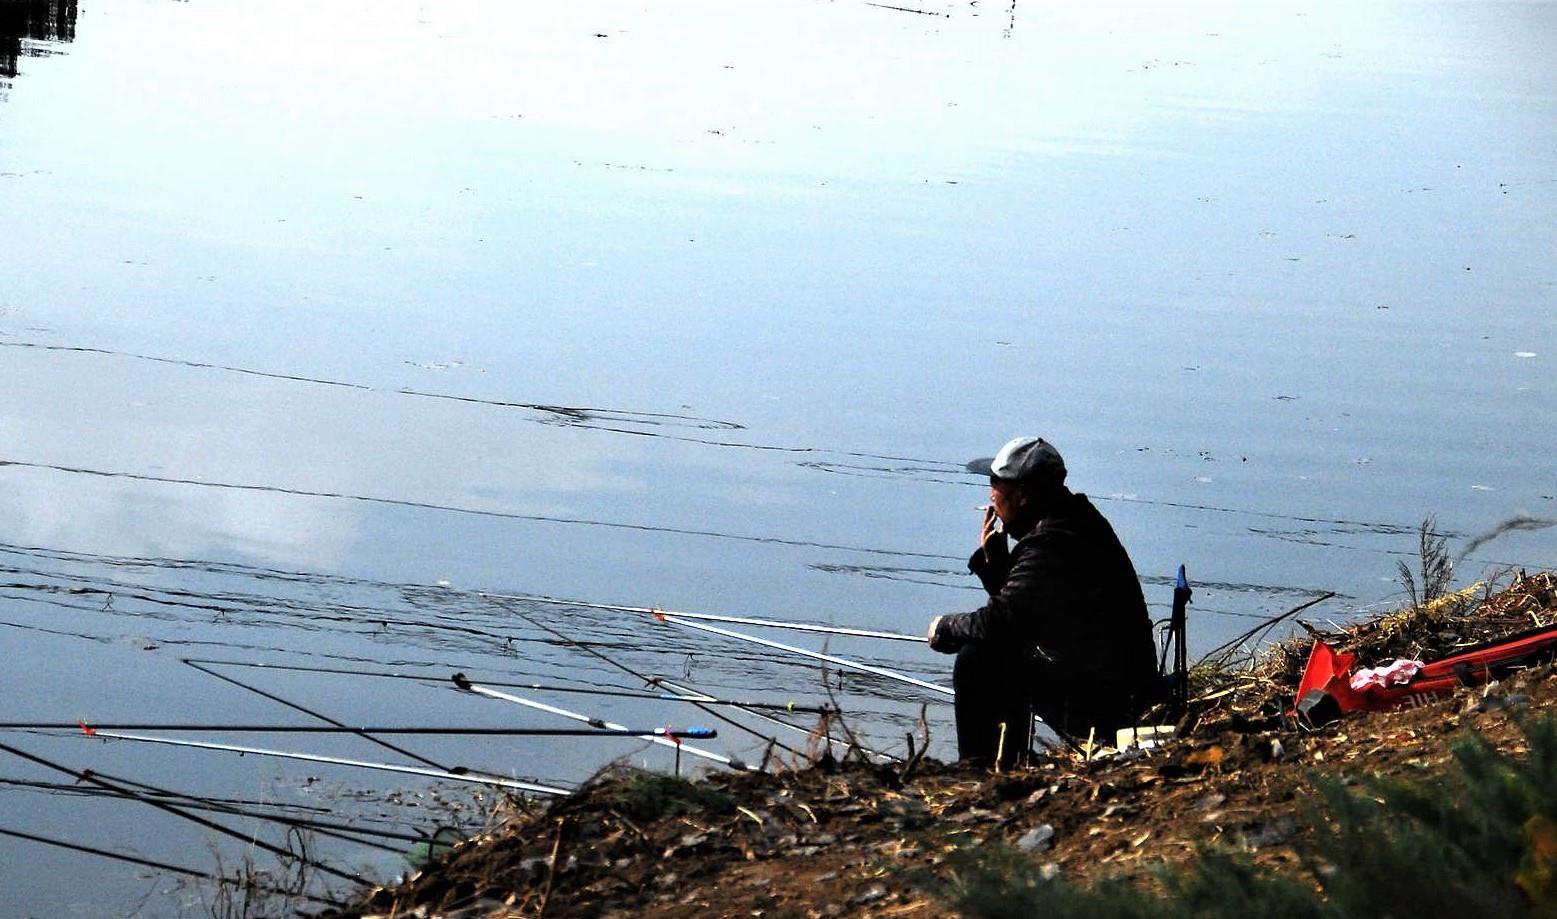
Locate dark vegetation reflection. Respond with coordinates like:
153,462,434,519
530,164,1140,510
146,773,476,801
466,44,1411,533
0,0,77,84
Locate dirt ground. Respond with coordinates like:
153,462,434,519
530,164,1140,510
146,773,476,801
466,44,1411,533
329,573,1557,919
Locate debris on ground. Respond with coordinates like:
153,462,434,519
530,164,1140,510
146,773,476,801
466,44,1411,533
323,571,1557,919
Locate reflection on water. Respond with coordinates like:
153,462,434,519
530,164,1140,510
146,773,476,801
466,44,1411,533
1,0,1555,911
0,0,76,83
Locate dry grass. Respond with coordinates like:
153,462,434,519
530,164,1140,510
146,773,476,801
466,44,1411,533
1182,571,1557,730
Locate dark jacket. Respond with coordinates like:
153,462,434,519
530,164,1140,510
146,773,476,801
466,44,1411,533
931,490,1160,730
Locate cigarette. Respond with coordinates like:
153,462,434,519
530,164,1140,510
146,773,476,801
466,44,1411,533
976,505,993,512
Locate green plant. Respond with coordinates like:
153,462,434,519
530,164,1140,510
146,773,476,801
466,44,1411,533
930,715,1557,918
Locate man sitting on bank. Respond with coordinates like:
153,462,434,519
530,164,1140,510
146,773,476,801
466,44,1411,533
926,436,1160,765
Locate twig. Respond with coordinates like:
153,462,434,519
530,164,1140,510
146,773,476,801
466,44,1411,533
898,703,931,783
1201,592,1337,665
536,816,567,919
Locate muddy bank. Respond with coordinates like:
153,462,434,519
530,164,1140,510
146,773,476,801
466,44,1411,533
329,573,1557,919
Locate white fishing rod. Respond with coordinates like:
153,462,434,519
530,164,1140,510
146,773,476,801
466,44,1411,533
648,615,954,698
656,618,1054,733
451,674,752,771
477,591,922,643
652,677,900,764
74,729,569,796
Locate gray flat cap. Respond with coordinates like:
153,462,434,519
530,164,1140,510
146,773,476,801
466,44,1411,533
965,436,1067,485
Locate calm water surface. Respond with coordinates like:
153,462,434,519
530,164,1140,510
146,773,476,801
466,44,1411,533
2,0,1554,913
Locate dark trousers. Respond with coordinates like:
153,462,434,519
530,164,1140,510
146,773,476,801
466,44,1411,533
952,642,1034,766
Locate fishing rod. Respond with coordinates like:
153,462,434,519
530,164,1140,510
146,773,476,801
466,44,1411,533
651,676,901,764
66,730,571,796
182,657,841,715
6,722,717,738
0,825,346,907
0,772,410,854
477,598,812,762
451,675,746,771
182,658,457,774
478,591,923,643
2,769,453,848
0,740,369,886
648,614,955,698
182,658,573,797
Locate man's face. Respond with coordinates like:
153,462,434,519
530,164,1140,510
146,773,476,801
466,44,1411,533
989,478,1023,525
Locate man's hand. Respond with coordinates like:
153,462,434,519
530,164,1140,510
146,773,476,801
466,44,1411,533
927,615,963,653
980,505,1006,563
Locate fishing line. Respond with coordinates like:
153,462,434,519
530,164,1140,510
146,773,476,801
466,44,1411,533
0,340,745,433
645,614,954,699
2,537,1348,619
0,775,332,818
182,657,839,715
58,731,570,795
0,774,427,850
479,596,811,761
7,722,718,738
0,340,977,466
0,741,368,886
62,767,486,843
0,458,957,561
0,825,346,907
478,591,922,642
183,659,460,773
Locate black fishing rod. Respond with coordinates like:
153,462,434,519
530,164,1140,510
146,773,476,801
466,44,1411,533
479,597,812,762
182,658,457,774
0,741,368,886
0,825,346,907
0,773,425,852
183,656,841,715
6,722,717,738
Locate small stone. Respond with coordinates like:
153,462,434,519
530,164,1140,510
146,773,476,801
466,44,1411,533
1040,863,1061,881
849,884,888,905
1194,792,1227,811
1268,738,1286,761
1244,816,1296,849
1017,824,1055,853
